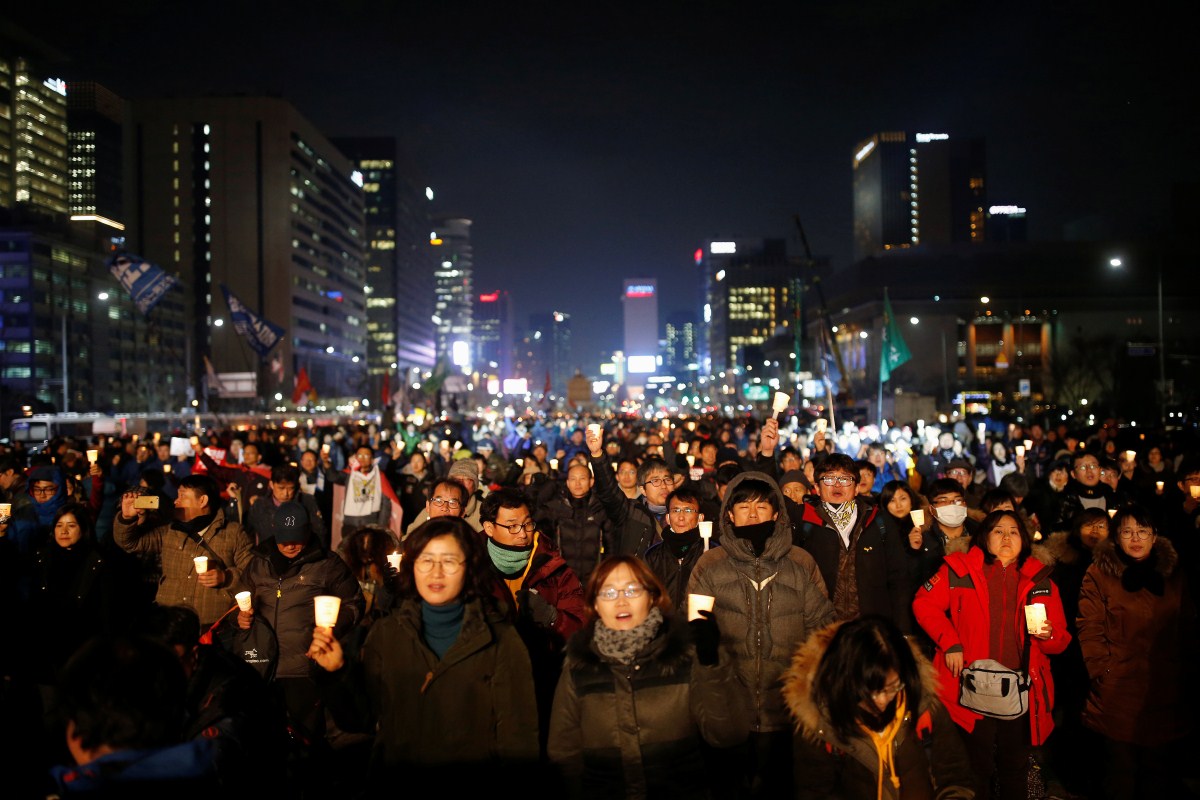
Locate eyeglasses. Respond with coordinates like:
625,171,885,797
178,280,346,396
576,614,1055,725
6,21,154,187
430,496,462,510
872,681,905,702
493,519,536,535
932,497,966,506
819,475,855,487
946,469,971,478
669,507,698,516
642,476,670,488
31,485,58,497
1118,528,1153,541
596,584,647,601
414,555,464,574
1075,464,1099,472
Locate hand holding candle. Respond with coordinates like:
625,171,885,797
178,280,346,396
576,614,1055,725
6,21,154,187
688,593,715,622
772,391,790,415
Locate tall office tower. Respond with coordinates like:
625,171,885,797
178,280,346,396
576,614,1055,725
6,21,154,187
664,310,697,374
516,311,572,395
0,27,69,216
332,138,437,406
474,289,514,381
66,82,125,229
701,239,795,375
430,216,473,372
622,279,658,379
128,97,366,406
852,131,987,261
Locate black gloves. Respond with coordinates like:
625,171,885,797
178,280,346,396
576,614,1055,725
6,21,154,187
689,610,720,665
526,589,558,627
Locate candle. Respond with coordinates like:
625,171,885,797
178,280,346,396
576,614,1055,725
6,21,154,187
1191,485,1200,500
1023,439,1033,451
698,520,713,551
386,552,402,571
1015,445,1025,457
772,391,790,414
909,509,925,527
314,595,341,629
687,593,715,621
86,449,99,464
1023,603,1047,634
1156,481,1165,495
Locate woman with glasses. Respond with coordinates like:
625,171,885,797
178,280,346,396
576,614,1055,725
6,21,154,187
547,555,748,799
912,510,1069,800
1076,504,1196,799
308,515,540,788
783,615,976,799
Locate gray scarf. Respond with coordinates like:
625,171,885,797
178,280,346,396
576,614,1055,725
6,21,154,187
593,607,664,665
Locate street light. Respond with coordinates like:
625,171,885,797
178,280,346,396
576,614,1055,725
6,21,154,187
1110,257,1166,423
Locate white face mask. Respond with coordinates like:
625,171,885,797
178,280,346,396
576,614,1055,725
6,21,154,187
934,505,969,527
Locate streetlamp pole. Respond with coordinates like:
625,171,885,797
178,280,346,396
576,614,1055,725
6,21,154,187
1158,265,1166,423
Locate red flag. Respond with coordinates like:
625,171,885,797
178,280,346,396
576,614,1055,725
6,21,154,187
381,370,391,408
292,367,313,405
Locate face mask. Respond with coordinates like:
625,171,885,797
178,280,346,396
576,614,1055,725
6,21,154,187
934,505,968,527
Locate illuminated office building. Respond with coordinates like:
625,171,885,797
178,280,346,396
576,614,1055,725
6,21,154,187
474,289,514,381
622,279,658,377
664,310,697,374
701,239,795,376
852,132,987,261
128,96,366,405
66,81,125,229
0,29,69,216
332,138,437,406
431,216,473,372
516,310,571,395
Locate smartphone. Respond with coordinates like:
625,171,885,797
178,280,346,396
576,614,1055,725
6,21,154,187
133,495,160,510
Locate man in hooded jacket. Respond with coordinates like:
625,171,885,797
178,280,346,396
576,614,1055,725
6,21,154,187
685,471,834,799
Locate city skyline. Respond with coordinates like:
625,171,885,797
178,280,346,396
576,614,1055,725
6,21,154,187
4,4,1191,372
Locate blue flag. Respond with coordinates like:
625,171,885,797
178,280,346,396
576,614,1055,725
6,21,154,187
220,284,285,358
106,252,178,315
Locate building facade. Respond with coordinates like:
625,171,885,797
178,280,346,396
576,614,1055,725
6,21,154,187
128,96,367,408
852,132,987,261
431,216,473,373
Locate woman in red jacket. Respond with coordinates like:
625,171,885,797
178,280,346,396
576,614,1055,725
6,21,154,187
912,510,1070,800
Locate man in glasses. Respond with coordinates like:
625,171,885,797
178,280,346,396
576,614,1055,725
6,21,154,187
585,426,676,557
642,486,708,611
791,453,911,632
1049,451,1115,530
404,459,485,535
480,487,585,757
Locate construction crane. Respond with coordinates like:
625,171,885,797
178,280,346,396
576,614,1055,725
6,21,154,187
794,214,853,407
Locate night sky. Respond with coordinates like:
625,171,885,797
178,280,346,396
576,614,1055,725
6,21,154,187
10,2,1191,371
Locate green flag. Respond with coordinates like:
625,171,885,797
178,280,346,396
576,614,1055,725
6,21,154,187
879,289,912,382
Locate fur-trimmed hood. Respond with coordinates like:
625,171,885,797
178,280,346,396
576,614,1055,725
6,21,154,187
1090,536,1179,579
1044,529,1084,565
781,621,941,743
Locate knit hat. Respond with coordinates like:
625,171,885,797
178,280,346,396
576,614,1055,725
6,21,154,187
274,501,310,543
779,469,811,491
447,459,480,483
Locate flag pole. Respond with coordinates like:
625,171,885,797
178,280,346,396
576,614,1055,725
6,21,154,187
878,287,887,429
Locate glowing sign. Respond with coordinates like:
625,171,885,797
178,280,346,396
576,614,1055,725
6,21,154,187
43,78,67,96
592,380,611,393
694,248,704,264
626,285,655,298
988,205,1027,216
710,242,736,254
854,141,875,163
627,355,657,374
487,378,500,394
479,292,499,302
915,133,949,143
502,378,529,395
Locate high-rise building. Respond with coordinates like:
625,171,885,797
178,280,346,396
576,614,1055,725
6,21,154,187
474,288,514,380
852,131,986,261
701,239,796,376
431,216,473,372
332,138,437,407
0,28,70,216
66,81,125,229
622,279,658,377
516,311,572,396
664,310,697,374
128,96,366,406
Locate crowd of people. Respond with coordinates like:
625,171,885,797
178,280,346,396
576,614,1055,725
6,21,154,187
0,407,1197,799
